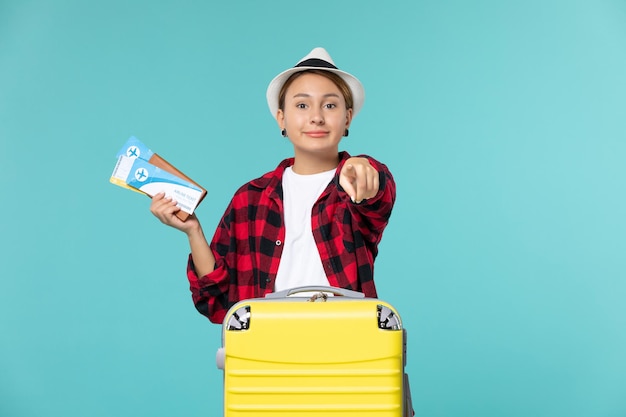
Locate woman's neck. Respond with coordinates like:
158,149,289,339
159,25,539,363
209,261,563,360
291,151,340,175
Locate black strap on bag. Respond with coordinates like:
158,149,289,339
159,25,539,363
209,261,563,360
403,329,415,416
404,373,415,416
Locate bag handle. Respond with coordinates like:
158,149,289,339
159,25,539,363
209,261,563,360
265,286,365,299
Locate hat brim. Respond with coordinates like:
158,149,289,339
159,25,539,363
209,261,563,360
266,66,365,120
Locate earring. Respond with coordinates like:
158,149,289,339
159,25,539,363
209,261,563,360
281,129,287,137
344,129,349,137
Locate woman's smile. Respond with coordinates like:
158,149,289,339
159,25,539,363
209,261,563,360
304,130,330,138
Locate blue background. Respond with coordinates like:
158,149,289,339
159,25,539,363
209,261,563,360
1,1,625,416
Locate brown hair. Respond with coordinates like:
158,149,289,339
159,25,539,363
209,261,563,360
278,69,354,112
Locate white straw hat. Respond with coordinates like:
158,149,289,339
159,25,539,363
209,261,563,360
266,47,365,120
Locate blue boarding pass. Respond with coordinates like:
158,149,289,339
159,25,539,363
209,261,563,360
110,136,205,216
125,158,204,215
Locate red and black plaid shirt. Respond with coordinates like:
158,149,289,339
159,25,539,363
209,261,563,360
187,151,396,323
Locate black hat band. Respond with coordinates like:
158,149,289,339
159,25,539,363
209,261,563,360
295,58,338,69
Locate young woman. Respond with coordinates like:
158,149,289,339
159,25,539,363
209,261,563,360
150,47,396,324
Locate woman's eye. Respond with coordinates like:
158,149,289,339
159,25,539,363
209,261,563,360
324,103,337,109
296,103,307,109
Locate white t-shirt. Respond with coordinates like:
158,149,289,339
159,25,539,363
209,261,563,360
274,166,336,292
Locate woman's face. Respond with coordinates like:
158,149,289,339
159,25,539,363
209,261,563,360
277,72,352,158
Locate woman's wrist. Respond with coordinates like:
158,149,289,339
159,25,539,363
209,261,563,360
185,223,205,242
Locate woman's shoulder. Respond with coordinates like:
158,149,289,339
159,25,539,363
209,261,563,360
230,156,294,198
238,170,275,192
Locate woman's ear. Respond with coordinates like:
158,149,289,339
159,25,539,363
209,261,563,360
345,108,353,129
276,109,285,130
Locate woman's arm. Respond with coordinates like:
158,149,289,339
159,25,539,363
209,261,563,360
150,192,216,277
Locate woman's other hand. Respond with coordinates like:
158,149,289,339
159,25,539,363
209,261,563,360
339,157,380,204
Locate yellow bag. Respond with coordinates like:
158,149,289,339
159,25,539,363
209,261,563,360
216,286,414,417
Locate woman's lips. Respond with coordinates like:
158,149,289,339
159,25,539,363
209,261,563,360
304,130,329,138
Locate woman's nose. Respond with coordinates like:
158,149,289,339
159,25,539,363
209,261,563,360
310,110,324,124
